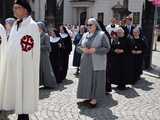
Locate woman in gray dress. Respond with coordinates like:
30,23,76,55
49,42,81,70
77,18,110,108
37,22,57,89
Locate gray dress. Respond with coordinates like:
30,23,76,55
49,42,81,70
40,32,57,88
77,31,110,99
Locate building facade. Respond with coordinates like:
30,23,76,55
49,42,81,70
63,0,144,25
30,0,63,28
30,0,57,27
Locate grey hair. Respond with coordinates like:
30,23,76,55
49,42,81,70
133,27,140,33
88,17,102,31
37,21,46,32
5,18,16,25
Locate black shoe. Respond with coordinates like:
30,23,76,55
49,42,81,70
105,92,111,95
86,103,97,109
105,87,112,92
74,72,79,76
77,100,91,106
17,114,29,120
117,85,127,90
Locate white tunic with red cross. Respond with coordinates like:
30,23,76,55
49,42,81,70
0,16,40,114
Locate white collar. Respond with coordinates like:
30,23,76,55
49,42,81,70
16,16,32,26
60,33,68,38
50,37,61,43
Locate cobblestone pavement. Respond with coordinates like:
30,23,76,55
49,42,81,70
1,51,160,120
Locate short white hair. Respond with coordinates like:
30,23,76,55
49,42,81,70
133,27,140,33
87,17,102,30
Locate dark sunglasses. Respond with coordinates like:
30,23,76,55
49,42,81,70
87,24,93,27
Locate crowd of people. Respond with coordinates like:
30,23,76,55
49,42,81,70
0,0,147,119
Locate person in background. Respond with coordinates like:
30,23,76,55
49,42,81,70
5,18,16,39
124,16,135,38
119,18,126,30
38,22,57,89
67,24,75,41
77,18,110,108
73,25,79,35
106,18,119,37
73,25,85,75
50,29,65,83
59,25,72,81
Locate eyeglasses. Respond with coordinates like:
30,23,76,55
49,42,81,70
87,24,93,27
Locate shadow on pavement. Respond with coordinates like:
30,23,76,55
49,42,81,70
115,87,140,99
133,77,154,91
152,50,160,52
114,77,153,98
62,79,74,85
57,79,74,92
39,88,55,99
39,79,74,99
0,111,14,120
143,65,160,78
79,94,118,120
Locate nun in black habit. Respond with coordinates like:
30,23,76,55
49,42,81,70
50,29,65,83
130,28,146,83
59,25,72,81
110,27,132,90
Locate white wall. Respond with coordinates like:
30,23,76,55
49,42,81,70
92,0,114,25
63,0,73,24
33,0,46,21
63,0,144,25
128,0,144,25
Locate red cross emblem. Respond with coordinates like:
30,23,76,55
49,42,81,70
20,35,34,52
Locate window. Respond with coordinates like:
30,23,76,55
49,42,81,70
133,12,140,25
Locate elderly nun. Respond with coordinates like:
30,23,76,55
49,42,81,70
110,27,132,90
130,27,146,83
37,22,57,89
77,18,110,108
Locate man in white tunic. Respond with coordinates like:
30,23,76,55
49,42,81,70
0,0,40,120
106,18,119,39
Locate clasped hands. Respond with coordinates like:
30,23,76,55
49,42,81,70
132,50,142,54
114,49,124,54
81,48,96,54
